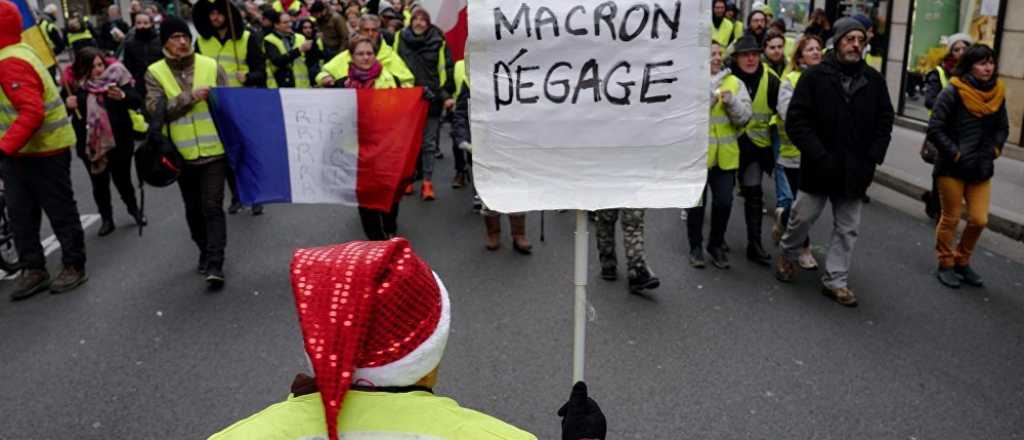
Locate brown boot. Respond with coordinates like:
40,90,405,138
484,215,501,250
509,214,532,255
10,269,50,301
50,265,88,294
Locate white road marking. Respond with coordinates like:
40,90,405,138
2,214,101,279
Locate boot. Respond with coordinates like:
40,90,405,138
509,215,532,255
421,181,436,201
707,245,730,269
954,265,983,287
50,265,88,294
936,267,961,288
404,183,415,196
10,269,50,301
97,219,116,237
483,215,501,250
743,188,771,265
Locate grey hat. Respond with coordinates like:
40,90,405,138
732,34,761,55
830,17,866,46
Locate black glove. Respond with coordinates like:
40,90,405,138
558,381,606,440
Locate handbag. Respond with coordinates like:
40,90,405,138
920,139,938,164
133,96,185,235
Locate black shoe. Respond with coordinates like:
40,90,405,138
628,267,660,293
206,267,225,290
937,267,961,288
600,266,617,281
251,204,264,216
197,253,209,275
746,243,772,266
50,265,88,294
708,246,730,269
688,248,706,269
228,201,243,215
954,265,983,287
97,220,116,237
10,269,50,301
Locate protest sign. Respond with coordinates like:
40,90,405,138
468,0,711,212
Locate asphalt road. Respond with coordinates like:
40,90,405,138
1,143,1023,440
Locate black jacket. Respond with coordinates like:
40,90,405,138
121,30,164,98
395,26,454,115
923,65,950,110
192,0,268,88
451,80,470,146
68,84,144,161
99,18,130,52
785,52,894,198
926,82,1009,183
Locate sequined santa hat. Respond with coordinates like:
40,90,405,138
290,238,450,440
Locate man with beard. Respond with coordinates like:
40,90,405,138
711,0,735,47
775,18,894,307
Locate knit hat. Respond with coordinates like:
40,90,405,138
732,34,761,55
159,15,191,46
851,14,873,30
291,238,450,440
0,0,23,48
830,17,866,46
946,33,974,50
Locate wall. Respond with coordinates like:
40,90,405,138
885,0,910,105
1000,1,1024,144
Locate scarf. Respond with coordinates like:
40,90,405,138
345,61,383,89
82,62,134,174
951,76,1005,118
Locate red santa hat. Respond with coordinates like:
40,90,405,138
290,238,450,440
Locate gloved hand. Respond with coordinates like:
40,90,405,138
422,87,436,102
558,381,606,440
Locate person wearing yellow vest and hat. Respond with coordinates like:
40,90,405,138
316,14,414,88
921,33,972,220
39,4,66,56
710,0,736,47
686,40,751,269
208,238,606,440
193,0,268,216
772,34,823,271
144,16,231,289
65,13,97,53
0,0,88,301
263,11,313,88
729,33,779,266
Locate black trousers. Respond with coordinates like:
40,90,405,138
358,203,399,241
686,166,736,250
177,159,227,269
1,150,86,270
82,141,138,222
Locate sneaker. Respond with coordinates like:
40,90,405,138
954,265,983,287
228,201,243,215
772,207,784,244
937,267,961,288
404,183,415,196
10,269,50,301
251,204,264,216
774,255,797,283
452,173,467,189
707,246,730,269
628,267,660,293
798,249,819,270
421,181,436,201
49,265,88,294
821,285,858,307
206,267,225,290
688,248,706,269
600,266,617,281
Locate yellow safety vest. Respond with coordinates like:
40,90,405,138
264,33,310,88
67,29,93,45
207,391,537,440
744,67,774,148
393,36,447,88
403,9,412,26
147,55,224,161
778,70,802,159
935,65,949,89
316,42,415,87
272,0,300,14
197,32,251,87
0,44,75,155
732,20,744,40
39,20,58,51
709,75,742,171
711,19,734,46
783,36,796,61
454,60,467,100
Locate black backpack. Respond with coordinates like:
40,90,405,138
134,96,185,235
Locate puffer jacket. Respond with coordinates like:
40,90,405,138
926,80,1009,183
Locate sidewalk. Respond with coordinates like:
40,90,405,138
874,124,1024,242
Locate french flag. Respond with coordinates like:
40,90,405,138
210,88,428,212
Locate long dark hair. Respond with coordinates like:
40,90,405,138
72,47,105,82
953,44,997,78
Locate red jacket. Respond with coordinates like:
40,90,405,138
0,0,67,157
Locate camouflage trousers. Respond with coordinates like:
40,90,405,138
595,209,649,278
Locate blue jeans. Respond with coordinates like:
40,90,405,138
771,127,793,210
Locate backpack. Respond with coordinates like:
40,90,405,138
133,96,184,235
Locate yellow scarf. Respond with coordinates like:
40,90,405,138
950,77,1005,118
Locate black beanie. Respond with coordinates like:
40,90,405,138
160,15,192,46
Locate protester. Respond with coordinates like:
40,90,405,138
264,11,314,88
921,33,973,219
711,0,736,47
729,34,779,266
928,44,1008,289
271,0,301,15
207,239,605,439
449,58,469,189
775,17,894,307
38,4,66,56
394,8,453,201
141,3,163,27
804,8,832,42
297,18,324,81
121,12,163,98
687,40,751,269
65,14,97,52
773,35,823,270
193,0,268,216
742,9,768,48
128,0,142,25
317,14,414,88
145,16,230,288
0,0,88,300
763,30,786,76
309,0,348,61
99,5,130,52
725,1,742,41
65,47,143,237
595,208,659,294
768,18,795,60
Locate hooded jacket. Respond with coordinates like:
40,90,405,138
785,51,894,198
192,0,267,88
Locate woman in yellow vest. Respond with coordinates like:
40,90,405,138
144,16,230,289
773,35,823,271
686,40,752,269
65,46,144,237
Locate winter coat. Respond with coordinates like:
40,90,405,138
785,51,894,198
451,79,470,146
926,82,1009,183
99,18,130,52
68,80,142,161
315,12,348,60
394,26,453,116
923,65,951,110
121,30,164,98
